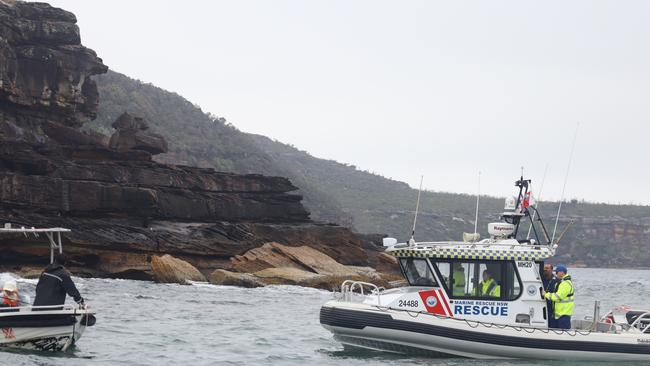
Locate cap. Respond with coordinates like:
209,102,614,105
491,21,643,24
2,280,17,292
554,265,568,274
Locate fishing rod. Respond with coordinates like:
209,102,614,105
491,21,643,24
551,123,579,244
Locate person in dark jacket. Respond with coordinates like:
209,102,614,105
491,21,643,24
542,263,559,328
33,254,85,308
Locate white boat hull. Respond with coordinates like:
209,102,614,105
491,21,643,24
321,301,650,361
0,308,94,352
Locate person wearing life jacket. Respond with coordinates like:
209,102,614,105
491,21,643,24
543,264,574,330
479,270,500,298
542,263,560,328
452,263,466,296
33,253,85,309
1,280,20,307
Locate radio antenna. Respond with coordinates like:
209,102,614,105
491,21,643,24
551,123,579,244
410,175,424,243
473,171,481,240
527,163,548,239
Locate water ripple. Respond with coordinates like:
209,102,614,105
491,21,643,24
2,268,650,365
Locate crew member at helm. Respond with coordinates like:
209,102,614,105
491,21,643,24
1,280,20,307
33,253,85,308
542,264,574,329
452,263,466,296
479,270,500,298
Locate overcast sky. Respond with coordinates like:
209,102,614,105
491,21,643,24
46,0,650,205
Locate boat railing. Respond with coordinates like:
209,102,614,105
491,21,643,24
392,239,548,251
627,310,650,333
340,280,384,305
0,304,84,315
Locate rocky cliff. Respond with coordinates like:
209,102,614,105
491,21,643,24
0,1,372,280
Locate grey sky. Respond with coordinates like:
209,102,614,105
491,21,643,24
47,0,650,205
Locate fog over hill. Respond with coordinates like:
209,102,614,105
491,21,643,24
88,70,650,267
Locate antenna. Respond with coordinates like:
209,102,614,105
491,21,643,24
473,171,481,240
410,176,424,243
551,123,579,244
527,163,549,239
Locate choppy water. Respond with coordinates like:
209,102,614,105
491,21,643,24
2,268,650,365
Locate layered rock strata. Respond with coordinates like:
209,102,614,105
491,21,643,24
0,1,372,282
210,242,402,290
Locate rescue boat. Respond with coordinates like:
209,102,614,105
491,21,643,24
0,224,95,352
320,177,650,361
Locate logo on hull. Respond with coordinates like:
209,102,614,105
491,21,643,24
425,296,437,307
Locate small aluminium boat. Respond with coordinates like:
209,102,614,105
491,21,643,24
0,304,95,352
0,225,95,352
320,176,650,361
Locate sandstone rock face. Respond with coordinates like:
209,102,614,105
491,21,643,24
375,252,400,274
215,242,395,290
253,267,321,285
230,242,360,276
109,112,168,155
0,2,107,128
151,254,206,284
0,1,371,281
209,269,265,288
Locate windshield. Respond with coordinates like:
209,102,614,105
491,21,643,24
433,260,523,300
399,258,437,287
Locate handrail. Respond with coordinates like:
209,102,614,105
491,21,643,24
0,304,87,314
340,280,383,306
391,240,552,250
629,311,650,333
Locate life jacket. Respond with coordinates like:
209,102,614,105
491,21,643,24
480,278,501,297
452,268,466,295
2,295,18,307
547,275,574,318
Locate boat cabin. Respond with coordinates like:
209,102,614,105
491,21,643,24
380,242,553,327
370,177,559,327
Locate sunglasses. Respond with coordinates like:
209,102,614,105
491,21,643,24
3,290,17,295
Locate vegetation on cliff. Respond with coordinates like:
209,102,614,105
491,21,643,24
88,71,650,267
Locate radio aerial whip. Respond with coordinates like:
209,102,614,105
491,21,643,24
409,175,424,244
551,123,579,244
473,171,481,241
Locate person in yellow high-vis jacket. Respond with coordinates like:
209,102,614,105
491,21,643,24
479,270,500,298
452,263,466,296
542,264,574,329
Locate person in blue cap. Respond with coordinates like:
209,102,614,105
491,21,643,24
542,264,574,329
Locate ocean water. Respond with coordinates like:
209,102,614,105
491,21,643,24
1,268,650,366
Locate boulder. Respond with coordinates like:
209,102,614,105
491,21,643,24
375,252,400,274
224,243,397,290
346,266,383,281
109,112,168,155
111,112,149,131
230,242,359,276
253,267,321,285
151,254,206,284
209,269,265,288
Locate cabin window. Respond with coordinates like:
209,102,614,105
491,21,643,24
432,260,522,301
399,258,437,287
